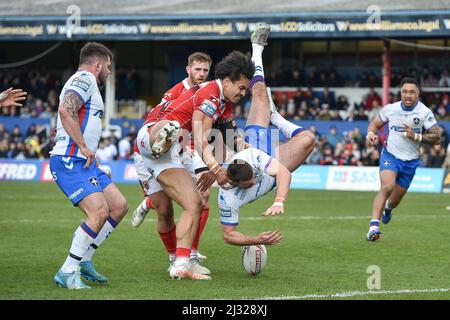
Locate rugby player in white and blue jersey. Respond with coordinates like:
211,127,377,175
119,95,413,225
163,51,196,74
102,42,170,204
366,77,441,241
50,42,128,289
207,24,316,246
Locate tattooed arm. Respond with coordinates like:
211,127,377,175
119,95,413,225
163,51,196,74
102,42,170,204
59,91,95,167
403,124,441,146
422,125,442,145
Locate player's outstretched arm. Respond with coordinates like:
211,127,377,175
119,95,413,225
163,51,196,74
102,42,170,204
221,224,282,246
59,91,95,167
262,158,291,216
366,116,384,146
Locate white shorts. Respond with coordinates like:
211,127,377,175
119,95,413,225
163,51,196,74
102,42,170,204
134,152,163,196
136,124,186,195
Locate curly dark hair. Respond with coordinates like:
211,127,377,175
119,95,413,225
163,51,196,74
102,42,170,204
214,51,255,82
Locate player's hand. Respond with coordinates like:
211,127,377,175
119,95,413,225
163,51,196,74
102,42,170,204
80,145,95,168
402,124,415,140
261,202,284,216
256,229,283,245
366,131,379,146
215,167,232,189
196,171,216,192
0,87,27,108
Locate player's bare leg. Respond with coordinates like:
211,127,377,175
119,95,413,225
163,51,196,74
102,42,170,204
55,192,110,289
382,184,408,224
77,185,127,283
367,170,397,241
157,168,210,280
189,172,211,274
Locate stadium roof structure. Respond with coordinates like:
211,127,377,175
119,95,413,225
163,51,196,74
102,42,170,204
2,0,450,16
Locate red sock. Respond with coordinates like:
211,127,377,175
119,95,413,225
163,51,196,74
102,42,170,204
158,225,176,255
192,207,209,252
175,247,191,259
145,197,154,210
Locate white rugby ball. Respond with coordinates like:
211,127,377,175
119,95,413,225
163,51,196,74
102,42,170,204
241,245,267,275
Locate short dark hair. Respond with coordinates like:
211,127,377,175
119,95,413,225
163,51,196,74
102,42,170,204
227,159,253,182
400,77,421,91
79,42,113,66
188,52,212,66
214,51,255,82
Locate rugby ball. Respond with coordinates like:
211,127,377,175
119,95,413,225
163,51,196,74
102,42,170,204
241,245,267,275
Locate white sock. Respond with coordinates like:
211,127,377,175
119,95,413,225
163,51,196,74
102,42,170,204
141,198,149,211
271,111,303,138
385,200,392,210
252,43,265,78
190,250,198,260
62,224,97,273
82,218,117,262
369,219,380,232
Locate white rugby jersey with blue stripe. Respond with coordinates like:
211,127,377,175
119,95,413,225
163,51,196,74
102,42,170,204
50,70,104,159
379,100,437,161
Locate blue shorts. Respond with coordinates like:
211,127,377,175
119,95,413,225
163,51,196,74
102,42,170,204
49,156,112,205
379,150,421,189
244,125,277,156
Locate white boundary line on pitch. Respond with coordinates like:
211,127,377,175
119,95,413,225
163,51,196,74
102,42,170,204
1,214,450,224
244,288,450,300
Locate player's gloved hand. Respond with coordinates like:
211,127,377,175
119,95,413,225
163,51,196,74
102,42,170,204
366,131,379,146
256,229,283,245
196,171,216,192
80,145,95,168
215,167,233,189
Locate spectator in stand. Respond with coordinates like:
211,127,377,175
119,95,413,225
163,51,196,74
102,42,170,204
0,123,8,140
367,99,382,121
335,95,350,111
438,68,450,87
288,69,302,86
361,142,381,166
422,73,439,87
0,139,8,157
118,133,133,160
325,125,341,149
364,88,382,111
318,104,332,120
10,125,23,144
321,87,335,109
286,97,297,118
428,144,446,168
320,145,338,165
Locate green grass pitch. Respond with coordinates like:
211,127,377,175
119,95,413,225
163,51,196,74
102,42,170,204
1,181,449,300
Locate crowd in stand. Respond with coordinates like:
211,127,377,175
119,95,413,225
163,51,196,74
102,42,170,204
264,65,450,88
1,67,450,169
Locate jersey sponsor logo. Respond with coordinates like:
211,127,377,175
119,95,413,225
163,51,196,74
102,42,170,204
89,176,99,187
71,76,92,92
219,205,232,218
93,110,104,118
199,99,217,117
69,188,84,200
